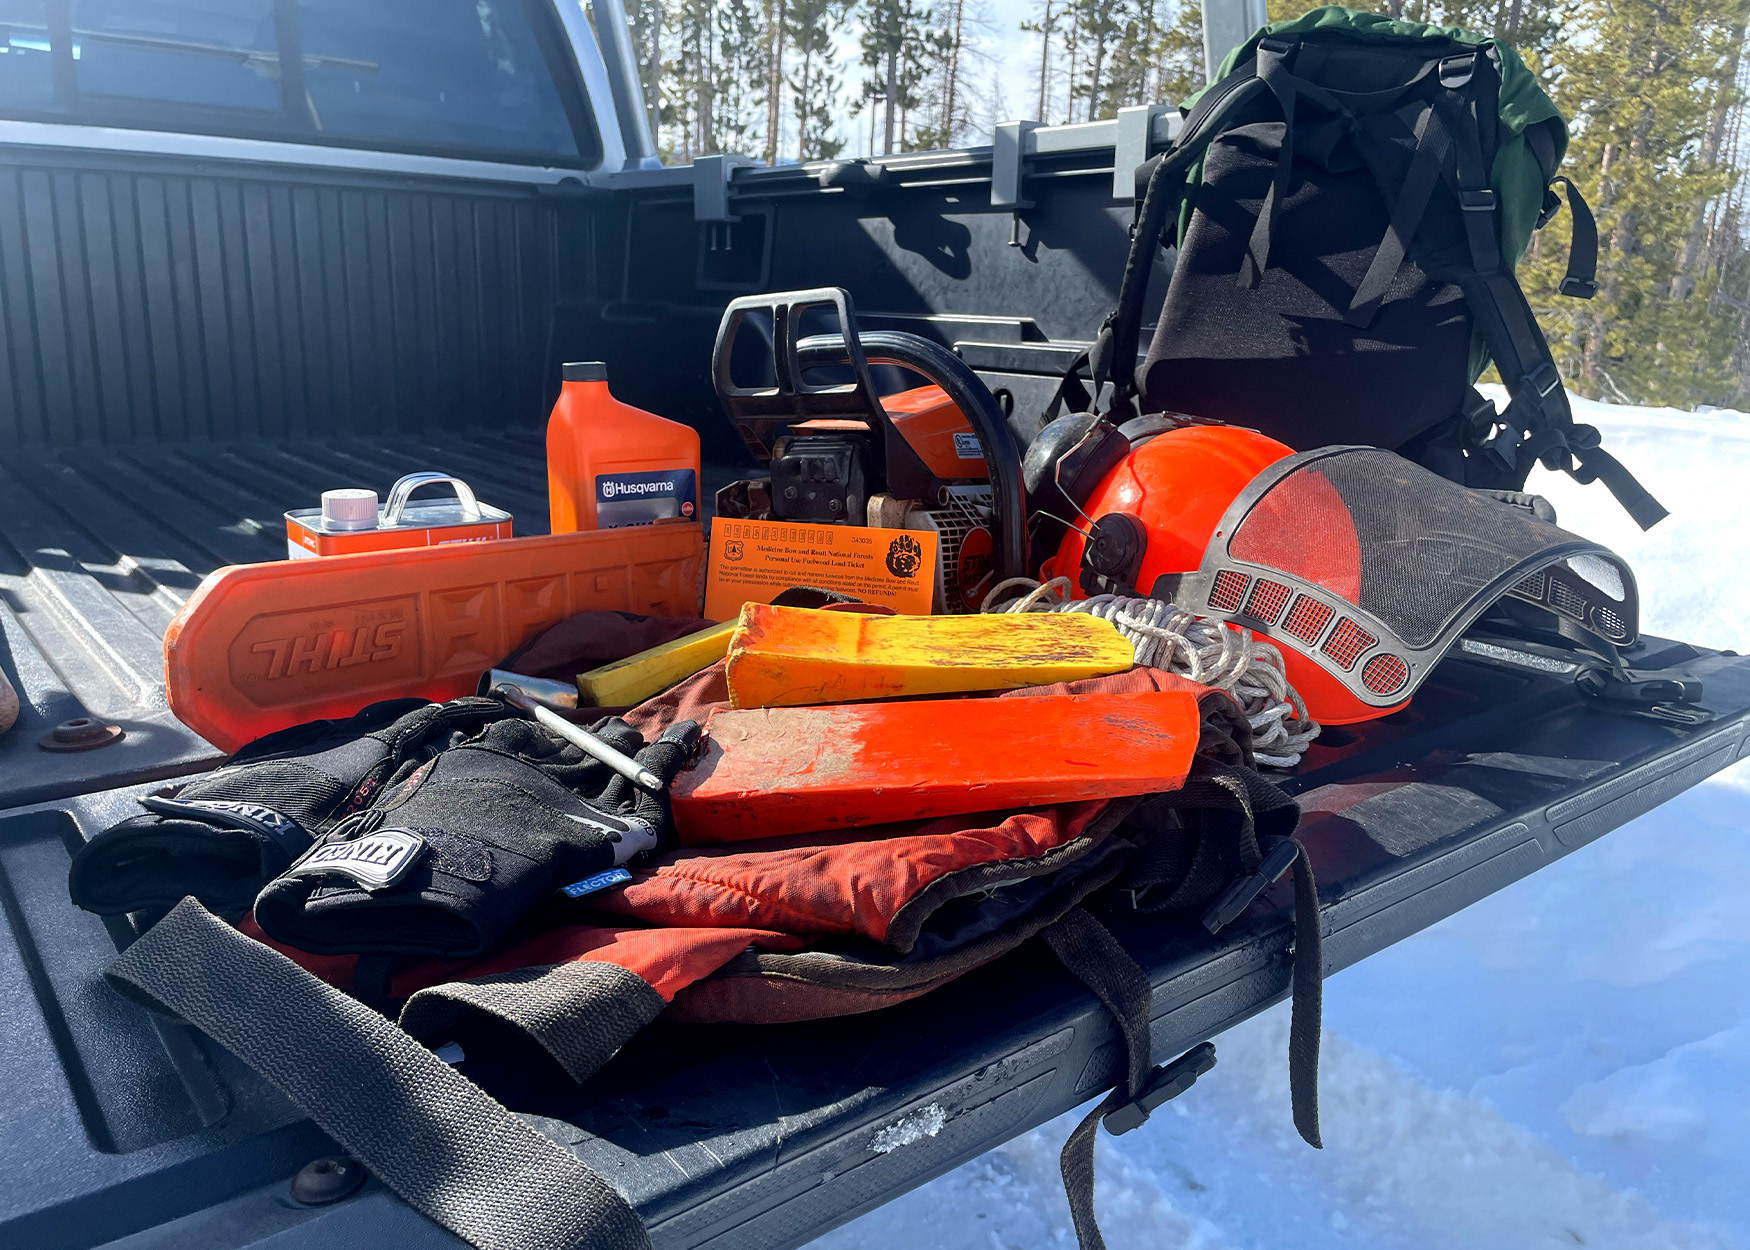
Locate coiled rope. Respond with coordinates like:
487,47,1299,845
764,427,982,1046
984,577,1321,768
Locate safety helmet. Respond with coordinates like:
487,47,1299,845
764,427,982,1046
1042,423,1638,726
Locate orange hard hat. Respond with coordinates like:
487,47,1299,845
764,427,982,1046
1044,426,1641,728
1043,424,1403,726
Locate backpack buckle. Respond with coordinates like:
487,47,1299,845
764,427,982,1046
1522,361,1562,398
1559,275,1599,299
1438,53,1476,88
1102,1042,1218,1135
1461,188,1497,212
1199,838,1299,933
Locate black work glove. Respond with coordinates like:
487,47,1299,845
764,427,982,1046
252,716,702,960
68,697,507,919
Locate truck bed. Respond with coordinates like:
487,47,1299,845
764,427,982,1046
0,427,580,809
2,514,1745,1247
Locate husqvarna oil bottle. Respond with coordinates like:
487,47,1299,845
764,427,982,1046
547,361,701,532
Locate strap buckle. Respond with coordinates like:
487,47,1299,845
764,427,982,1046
1522,361,1562,399
1438,53,1477,88
1461,388,1499,437
1200,838,1299,933
1575,668,1709,724
1461,188,1497,213
1559,275,1599,299
1103,1042,1218,1135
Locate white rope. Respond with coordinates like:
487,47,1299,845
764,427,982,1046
984,577,1321,768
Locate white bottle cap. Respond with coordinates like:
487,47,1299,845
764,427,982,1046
321,489,380,531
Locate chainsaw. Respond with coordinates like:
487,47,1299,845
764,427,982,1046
709,287,1026,613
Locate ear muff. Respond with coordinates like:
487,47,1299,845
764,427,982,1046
1021,414,1129,559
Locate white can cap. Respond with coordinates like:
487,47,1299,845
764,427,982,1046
321,488,380,531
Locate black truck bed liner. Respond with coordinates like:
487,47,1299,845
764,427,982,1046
4,634,1746,1249
0,429,560,808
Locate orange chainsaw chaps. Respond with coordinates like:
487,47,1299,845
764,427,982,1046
165,526,704,752
671,687,1201,843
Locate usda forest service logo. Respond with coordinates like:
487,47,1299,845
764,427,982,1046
724,540,745,561
885,534,924,578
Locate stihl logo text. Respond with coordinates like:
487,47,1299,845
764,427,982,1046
251,622,406,679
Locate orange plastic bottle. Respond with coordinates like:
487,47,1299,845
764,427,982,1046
547,361,702,532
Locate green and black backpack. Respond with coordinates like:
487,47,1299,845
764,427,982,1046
1085,6,1665,529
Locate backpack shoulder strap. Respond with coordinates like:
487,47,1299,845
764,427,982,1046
1089,67,1270,421
1378,51,1664,528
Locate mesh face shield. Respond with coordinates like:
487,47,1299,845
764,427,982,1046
1155,447,1638,713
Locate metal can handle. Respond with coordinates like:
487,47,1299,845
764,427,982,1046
380,473,482,526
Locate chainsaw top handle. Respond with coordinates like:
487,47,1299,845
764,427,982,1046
709,287,1027,594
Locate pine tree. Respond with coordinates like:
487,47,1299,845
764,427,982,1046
1020,0,1062,121
912,0,991,147
1521,0,1750,405
857,0,944,152
713,0,767,155
662,0,717,158
627,0,666,148
1154,0,1205,103
763,0,788,164
788,0,850,159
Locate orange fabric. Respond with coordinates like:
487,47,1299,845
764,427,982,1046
594,802,1109,944
599,667,1228,945
671,690,1199,842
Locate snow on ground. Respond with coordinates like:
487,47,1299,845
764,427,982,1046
809,391,1750,1250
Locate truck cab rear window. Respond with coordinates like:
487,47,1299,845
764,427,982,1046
0,0,597,166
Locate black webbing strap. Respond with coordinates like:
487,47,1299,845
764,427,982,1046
1547,176,1599,298
1043,350,1095,423
1440,54,1505,280
105,898,652,1250
401,961,668,1085
1286,842,1323,1146
1239,39,1299,290
1124,764,1322,1146
1040,908,1157,1250
1421,55,1665,530
1464,268,1668,528
1346,102,1453,327
1042,823,1325,1247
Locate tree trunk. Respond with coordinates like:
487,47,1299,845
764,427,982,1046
1036,0,1053,121
1087,24,1104,121
885,45,897,153
797,52,810,162
1141,0,1157,103
763,0,786,165
1671,19,1745,299
1062,7,1080,123
944,0,965,145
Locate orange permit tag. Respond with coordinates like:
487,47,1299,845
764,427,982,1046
704,517,937,619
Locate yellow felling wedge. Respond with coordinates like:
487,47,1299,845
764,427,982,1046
576,620,739,707
723,604,1135,708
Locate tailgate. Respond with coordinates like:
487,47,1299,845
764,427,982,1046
1,642,1745,1248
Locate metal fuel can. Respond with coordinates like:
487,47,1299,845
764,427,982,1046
284,473,512,559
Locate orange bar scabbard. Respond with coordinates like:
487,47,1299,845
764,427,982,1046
166,526,703,752
672,688,1200,843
